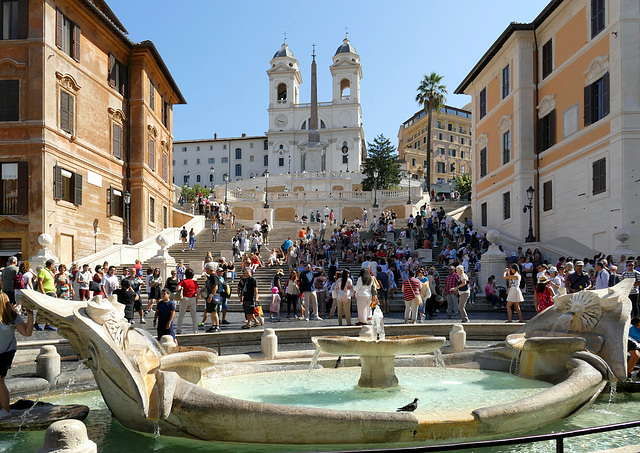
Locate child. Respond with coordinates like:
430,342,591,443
627,317,640,381
269,286,281,321
154,289,176,343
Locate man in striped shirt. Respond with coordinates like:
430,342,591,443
444,266,460,319
621,261,640,317
402,270,422,324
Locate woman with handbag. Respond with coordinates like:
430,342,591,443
455,265,471,323
335,269,353,326
402,270,422,324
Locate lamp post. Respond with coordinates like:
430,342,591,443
186,171,191,187
209,166,214,188
288,155,291,174
372,169,379,208
523,185,536,243
123,189,132,245
406,171,412,205
346,152,350,173
263,170,270,208
223,173,229,205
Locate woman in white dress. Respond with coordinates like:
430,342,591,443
354,268,377,325
503,263,524,323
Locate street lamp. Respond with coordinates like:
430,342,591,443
406,171,412,205
523,185,536,243
123,189,132,245
373,169,379,208
223,173,229,204
288,155,291,174
209,166,214,187
186,171,191,187
346,152,350,173
263,170,270,208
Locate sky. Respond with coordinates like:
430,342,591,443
106,0,551,145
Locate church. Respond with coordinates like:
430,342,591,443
173,36,366,186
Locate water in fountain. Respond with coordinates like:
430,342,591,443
14,388,46,438
509,348,521,376
371,306,385,340
153,420,161,438
607,381,617,407
433,349,446,370
308,348,321,373
54,359,88,403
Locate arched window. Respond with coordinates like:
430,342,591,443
196,174,201,183
301,119,327,130
277,83,287,101
340,78,351,100
209,173,214,183
235,164,242,177
183,175,189,184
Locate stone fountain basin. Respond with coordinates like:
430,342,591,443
312,335,446,356
506,333,587,353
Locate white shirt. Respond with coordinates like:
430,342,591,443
101,274,119,297
77,270,92,289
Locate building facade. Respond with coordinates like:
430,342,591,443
456,0,640,254
397,105,473,185
0,0,185,264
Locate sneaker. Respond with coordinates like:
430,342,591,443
0,409,11,420
206,326,215,333
44,325,57,331
314,316,322,321
34,323,42,331
139,319,146,324
305,318,310,321
130,320,135,325
221,320,230,325
198,322,204,327
213,326,221,332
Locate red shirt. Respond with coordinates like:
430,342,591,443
444,273,460,295
178,279,199,298
402,277,421,301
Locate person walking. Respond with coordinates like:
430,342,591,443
153,289,176,342
284,270,299,319
534,276,555,313
188,228,196,251
240,268,259,329
444,266,460,319
145,268,162,314
455,265,471,323
176,268,199,334
180,226,188,252
211,220,219,242
504,263,524,323
402,270,422,324
335,269,353,326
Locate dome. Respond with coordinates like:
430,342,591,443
334,37,357,56
273,42,295,59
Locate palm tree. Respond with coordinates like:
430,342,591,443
415,73,447,193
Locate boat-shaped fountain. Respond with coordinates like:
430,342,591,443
18,279,633,445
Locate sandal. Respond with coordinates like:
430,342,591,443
241,324,250,329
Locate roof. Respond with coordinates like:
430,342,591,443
335,37,357,56
135,41,186,105
455,0,564,94
88,0,128,34
401,104,472,129
174,135,268,144
273,43,295,59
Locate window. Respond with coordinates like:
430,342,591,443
438,147,445,155
264,139,268,150
148,139,155,172
208,158,214,164
263,155,268,166
196,146,200,151
449,136,454,142
437,121,443,129
480,147,487,177
172,160,175,166
447,123,452,131
162,100,170,128
437,162,446,173
108,54,127,96
542,40,553,79
342,155,348,164
479,87,487,119
221,157,228,164
459,126,464,133
183,159,187,165
60,90,74,134
591,0,605,38
278,157,284,167
502,131,511,164
503,192,511,220
196,158,201,164
181,146,186,152
461,165,465,174
209,173,214,183
235,164,242,177
249,143,253,149
109,187,123,218
183,175,188,185
411,158,416,167
460,137,465,145
449,149,456,157
0,80,19,121
584,73,609,126
196,174,201,183
537,110,556,152
543,180,553,211
149,197,155,223
460,151,465,159
235,148,242,159
502,65,510,99
209,145,213,150
481,202,488,227
55,9,80,61
1,0,27,40
149,78,155,111
438,132,443,140
415,141,419,149
277,83,287,101
450,163,455,173
592,157,606,195
0,162,27,215
223,144,227,150
112,123,122,159
249,155,254,162
163,206,168,229
162,154,168,181
53,166,82,205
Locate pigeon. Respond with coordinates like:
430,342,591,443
334,356,342,368
396,398,419,412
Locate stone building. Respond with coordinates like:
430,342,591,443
397,105,473,185
455,0,640,254
0,0,185,264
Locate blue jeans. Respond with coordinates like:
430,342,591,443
188,237,195,249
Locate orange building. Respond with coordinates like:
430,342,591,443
456,0,639,254
0,0,185,264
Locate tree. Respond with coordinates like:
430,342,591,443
361,135,401,191
455,173,472,199
415,72,447,193
181,184,210,203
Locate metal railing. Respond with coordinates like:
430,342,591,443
333,419,640,453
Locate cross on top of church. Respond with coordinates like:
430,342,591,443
283,31,287,43
312,43,316,60
344,26,349,37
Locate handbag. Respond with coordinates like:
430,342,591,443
173,286,184,301
89,281,101,292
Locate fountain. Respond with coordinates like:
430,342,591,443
17,279,633,446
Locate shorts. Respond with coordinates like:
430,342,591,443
217,297,227,312
243,300,255,315
206,294,221,313
0,350,16,378
629,338,640,352
133,299,143,312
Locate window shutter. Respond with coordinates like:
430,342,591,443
0,81,7,120
113,123,122,159
109,186,115,215
17,0,28,39
68,93,74,134
7,80,19,121
602,72,610,117
584,85,592,126
60,92,69,132
108,54,116,88
54,166,62,199
55,9,63,48
17,161,28,215
536,117,543,153
74,172,82,205
120,63,128,96
72,23,81,62
549,109,556,147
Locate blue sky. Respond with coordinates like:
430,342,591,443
107,0,551,145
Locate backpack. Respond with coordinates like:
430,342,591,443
219,277,231,298
13,273,26,290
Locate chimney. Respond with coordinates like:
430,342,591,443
214,133,217,139
242,133,247,138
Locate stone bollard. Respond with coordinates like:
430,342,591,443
449,324,466,353
35,345,60,384
36,419,97,453
261,328,278,360
359,325,374,339
160,335,177,350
